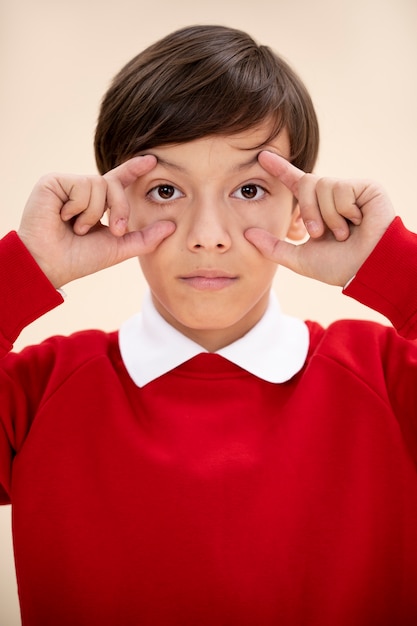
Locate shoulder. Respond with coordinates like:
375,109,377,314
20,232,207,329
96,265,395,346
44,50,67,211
2,328,120,383
307,316,414,358
33,327,119,366
305,317,417,385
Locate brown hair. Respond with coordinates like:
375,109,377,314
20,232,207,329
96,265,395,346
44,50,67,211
94,25,319,174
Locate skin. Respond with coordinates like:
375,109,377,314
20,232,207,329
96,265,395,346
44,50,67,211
17,156,176,290
17,121,396,351
246,150,396,287
125,126,304,350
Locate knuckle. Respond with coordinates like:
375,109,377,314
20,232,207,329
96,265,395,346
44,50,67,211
37,173,57,186
333,179,346,192
37,173,67,193
315,176,335,193
300,201,319,218
92,175,108,194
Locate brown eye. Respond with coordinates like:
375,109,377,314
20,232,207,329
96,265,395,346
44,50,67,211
232,184,266,201
240,185,258,199
157,185,175,199
147,184,183,203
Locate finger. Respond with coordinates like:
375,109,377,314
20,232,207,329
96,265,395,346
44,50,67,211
297,174,326,238
332,181,363,225
104,155,158,236
258,151,325,239
58,177,94,220
244,227,302,273
104,154,157,188
105,178,131,236
258,151,305,197
116,220,177,261
314,177,349,241
68,177,108,235
315,179,362,242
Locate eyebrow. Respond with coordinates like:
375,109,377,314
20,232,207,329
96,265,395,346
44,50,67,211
149,156,187,172
232,153,261,172
147,152,263,174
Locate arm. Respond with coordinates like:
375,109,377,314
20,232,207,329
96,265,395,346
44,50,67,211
244,152,417,333
17,155,175,289
245,151,396,288
1,156,176,352
0,232,60,502
0,157,176,501
244,154,417,452
343,217,417,338
0,232,63,356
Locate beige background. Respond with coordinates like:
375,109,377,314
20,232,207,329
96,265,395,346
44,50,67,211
1,0,416,622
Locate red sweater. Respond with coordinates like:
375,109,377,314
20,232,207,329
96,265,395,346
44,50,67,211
2,219,417,625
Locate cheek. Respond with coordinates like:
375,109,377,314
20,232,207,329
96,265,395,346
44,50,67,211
126,195,145,231
138,236,174,280
243,204,294,239
138,254,160,291
127,200,165,231
127,195,183,232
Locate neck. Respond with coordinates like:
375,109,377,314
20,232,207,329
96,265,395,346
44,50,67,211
151,293,270,352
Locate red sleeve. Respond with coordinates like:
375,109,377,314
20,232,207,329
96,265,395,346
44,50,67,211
343,217,417,338
0,232,64,502
0,231,63,355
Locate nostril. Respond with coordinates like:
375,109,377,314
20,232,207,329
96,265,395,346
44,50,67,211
190,237,231,251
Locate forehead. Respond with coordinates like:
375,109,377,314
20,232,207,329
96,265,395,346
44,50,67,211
144,124,290,175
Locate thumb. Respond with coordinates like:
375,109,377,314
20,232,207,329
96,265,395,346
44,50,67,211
244,227,301,272
115,220,176,262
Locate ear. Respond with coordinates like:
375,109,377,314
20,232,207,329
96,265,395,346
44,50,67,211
286,204,306,242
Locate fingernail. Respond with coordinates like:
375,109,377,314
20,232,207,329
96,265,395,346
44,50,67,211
115,218,128,233
305,220,320,236
76,224,90,235
333,228,348,240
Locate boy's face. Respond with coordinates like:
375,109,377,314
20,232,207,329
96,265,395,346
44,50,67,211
126,123,304,351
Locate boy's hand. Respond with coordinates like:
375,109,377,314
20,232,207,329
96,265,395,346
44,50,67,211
245,151,396,287
17,156,176,288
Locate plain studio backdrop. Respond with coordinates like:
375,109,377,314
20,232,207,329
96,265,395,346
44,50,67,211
1,0,416,622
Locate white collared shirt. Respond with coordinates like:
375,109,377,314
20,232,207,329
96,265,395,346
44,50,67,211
118,290,309,387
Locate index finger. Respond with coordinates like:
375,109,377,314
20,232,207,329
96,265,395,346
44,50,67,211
104,154,157,188
103,155,158,236
258,151,305,197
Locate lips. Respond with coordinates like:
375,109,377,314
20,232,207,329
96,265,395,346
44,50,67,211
180,269,238,291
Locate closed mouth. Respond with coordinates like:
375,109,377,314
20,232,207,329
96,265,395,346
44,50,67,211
180,270,238,290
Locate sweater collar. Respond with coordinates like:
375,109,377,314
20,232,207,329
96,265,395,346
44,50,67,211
118,290,309,387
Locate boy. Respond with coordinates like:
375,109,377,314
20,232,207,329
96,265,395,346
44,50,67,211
1,23,417,625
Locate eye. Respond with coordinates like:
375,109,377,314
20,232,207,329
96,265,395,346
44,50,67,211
232,184,267,201
147,184,184,203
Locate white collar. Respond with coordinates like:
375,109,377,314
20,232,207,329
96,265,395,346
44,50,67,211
118,290,309,387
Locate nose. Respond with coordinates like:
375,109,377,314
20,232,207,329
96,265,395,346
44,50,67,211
186,201,232,252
